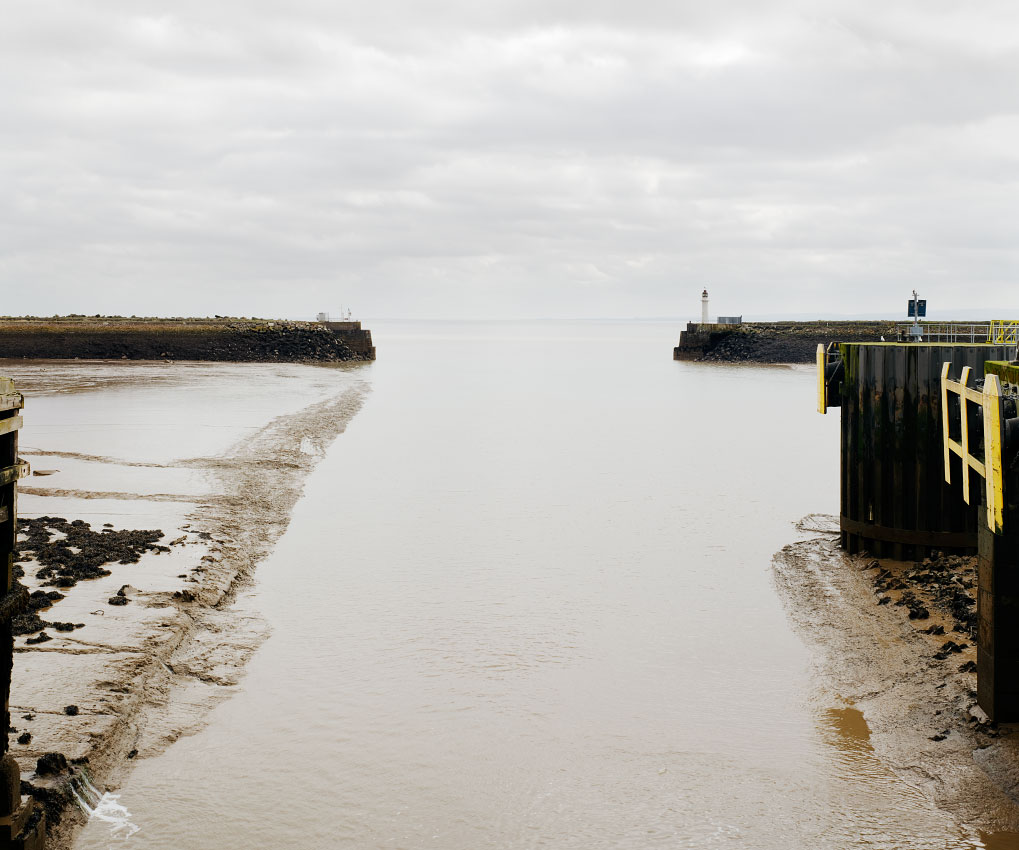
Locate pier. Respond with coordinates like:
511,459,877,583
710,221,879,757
818,332,1019,721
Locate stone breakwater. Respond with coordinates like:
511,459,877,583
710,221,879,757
674,320,898,363
0,316,376,362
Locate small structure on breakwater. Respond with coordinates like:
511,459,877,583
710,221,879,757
817,325,1019,721
0,316,375,362
674,290,742,359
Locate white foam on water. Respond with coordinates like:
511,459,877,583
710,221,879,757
71,772,140,842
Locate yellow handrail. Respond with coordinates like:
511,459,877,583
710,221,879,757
942,363,1005,533
989,320,1019,345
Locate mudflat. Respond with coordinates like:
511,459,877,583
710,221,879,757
774,515,1019,842
4,360,369,849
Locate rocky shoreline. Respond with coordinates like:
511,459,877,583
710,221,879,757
0,316,375,362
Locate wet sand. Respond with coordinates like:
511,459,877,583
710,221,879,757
4,360,369,848
774,515,1019,846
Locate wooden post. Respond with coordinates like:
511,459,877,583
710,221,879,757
0,379,44,849
976,519,1019,722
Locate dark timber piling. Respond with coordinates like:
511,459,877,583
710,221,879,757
825,341,1019,721
976,520,1019,721
839,343,1008,559
0,379,43,849
949,359,1019,722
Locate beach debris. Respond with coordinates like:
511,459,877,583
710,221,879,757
63,705,78,716
17,732,31,745
894,590,930,619
35,753,67,776
108,585,130,606
969,704,990,724
16,516,168,589
12,612,46,636
13,589,79,636
934,641,968,660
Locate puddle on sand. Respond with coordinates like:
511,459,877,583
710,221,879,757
825,706,873,750
824,707,1019,850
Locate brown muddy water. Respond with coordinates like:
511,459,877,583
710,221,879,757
60,320,1000,848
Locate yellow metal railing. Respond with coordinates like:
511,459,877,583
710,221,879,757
816,344,827,414
989,320,1019,345
942,363,1005,533
816,342,842,415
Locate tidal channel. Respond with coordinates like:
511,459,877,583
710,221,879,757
73,320,992,848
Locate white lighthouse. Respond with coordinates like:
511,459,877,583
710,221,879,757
701,289,710,325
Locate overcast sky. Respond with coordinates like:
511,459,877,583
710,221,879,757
4,1,1019,320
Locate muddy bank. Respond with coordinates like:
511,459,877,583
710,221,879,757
6,366,369,848
676,321,898,363
0,316,375,362
774,515,1019,839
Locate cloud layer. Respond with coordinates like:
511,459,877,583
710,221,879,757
4,1,1019,319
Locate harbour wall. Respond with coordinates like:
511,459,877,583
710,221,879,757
675,320,901,363
837,342,1009,559
0,317,375,362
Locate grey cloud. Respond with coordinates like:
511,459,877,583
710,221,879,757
3,1,1019,318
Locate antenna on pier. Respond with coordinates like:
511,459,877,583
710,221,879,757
908,289,926,340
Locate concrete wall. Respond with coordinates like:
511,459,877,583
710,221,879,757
323,321,375,359
673,323,734,360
